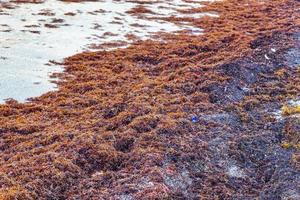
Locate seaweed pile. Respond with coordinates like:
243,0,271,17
0,0,299,199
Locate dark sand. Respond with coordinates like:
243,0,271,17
0,0,299,199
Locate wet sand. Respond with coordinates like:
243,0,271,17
0,0,299,199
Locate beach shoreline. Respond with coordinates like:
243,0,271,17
0,0,299,199
0,0,209,102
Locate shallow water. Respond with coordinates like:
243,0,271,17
0,0,215,103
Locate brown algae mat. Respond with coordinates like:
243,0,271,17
0,0,300,199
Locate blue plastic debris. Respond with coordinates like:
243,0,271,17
191,116,199,123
